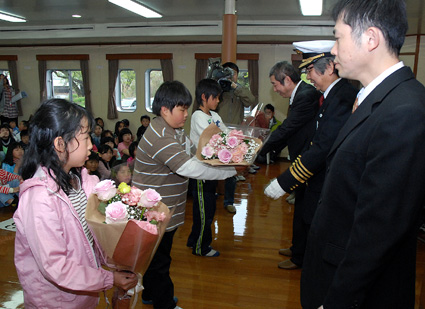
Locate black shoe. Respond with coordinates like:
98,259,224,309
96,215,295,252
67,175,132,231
10,196,19,207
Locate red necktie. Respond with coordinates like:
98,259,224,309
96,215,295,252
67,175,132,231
319,95,324,107
352,97,359,113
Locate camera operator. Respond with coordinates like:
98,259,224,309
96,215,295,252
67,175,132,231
216,62,256,125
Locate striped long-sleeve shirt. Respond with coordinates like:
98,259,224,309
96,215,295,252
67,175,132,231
0,168,21,194
132,117,191,231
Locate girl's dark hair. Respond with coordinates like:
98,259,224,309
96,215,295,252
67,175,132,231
114,121,124,136
151,81,192,116
100,136,116,148
97,144,114,168
128,141,138,159
21,99,94,194
3,142,23,166
118,128,133,143
101,129,113,139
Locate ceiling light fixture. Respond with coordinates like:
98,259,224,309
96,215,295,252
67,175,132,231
299,0,323,16
72,14,82,18
108,0,162,18
0,11,26,23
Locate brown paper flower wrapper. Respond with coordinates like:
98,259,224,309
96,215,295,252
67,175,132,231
85,194,171,274
196,123,263,166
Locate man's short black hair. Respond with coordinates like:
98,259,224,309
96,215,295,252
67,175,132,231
222,62,239,74
152,81,192,116
332,0,407,56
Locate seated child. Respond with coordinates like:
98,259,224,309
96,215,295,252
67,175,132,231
117,128,133,158
101,136,121,160
111,160,132,186
0,168,21,207
136,115,150,142
91,124,103,148
84,151,101,179
97,144,114,180
2,142,24,175
9,120,20,141
19,130,29,150
0,123,16,162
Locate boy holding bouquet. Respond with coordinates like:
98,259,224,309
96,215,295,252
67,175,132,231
187,78,228,257
132,81,236,309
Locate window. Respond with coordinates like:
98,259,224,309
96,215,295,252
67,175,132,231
47,70,85,106
116,69,136,112
145,69,163,112
238,69,252,116
0,70,11,85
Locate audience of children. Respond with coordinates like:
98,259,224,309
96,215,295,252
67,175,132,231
136,115,150,142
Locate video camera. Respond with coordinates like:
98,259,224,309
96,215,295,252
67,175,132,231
205,58,234,92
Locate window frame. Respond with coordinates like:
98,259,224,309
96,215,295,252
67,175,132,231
145,68,162,113
115,68,137,113
46,69,85,106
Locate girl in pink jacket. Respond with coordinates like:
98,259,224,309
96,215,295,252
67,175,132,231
13,99,137,308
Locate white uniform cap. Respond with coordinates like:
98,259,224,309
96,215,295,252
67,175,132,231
293,40,335,69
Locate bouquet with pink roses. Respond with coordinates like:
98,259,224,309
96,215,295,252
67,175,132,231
85,180,172,308
196,123,263,166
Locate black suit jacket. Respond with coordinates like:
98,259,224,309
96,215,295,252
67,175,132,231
301,66,425,308
277,79,358,223
260,81,320,162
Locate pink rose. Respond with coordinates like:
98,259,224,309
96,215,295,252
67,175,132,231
93,180,117,201
228,129,245,141
105,201,128,224
218,148,233,164
226,136,239,148
209,134,223,146
201,145,215,159
122,187,143,205
144,210,167,223
138,189,162,208
238,142,249,154
133,219,159,235
231,152,244,163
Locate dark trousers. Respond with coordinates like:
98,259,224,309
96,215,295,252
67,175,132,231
224,176,236,206
290,188,310,266
187,179,217,255
142,229,177,309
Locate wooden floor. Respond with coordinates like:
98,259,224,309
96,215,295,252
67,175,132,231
0,159,425,308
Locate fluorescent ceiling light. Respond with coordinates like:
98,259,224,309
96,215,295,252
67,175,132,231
108,0,162,18
0,11,26,23
299,0,323,16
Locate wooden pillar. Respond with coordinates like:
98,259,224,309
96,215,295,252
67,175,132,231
221,0,237,64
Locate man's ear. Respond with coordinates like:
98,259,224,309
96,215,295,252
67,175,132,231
365,27,380,52
54,136,66,153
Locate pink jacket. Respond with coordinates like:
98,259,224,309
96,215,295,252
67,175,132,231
14,167,114,308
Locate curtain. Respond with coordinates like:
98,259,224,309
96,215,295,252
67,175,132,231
107,59,119,119
195,59,209,85
160,59,173,82
7,60,22,116
38,60,47,103
80,59,92,113
248,59,259,104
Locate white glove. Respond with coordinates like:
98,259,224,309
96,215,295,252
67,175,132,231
264,178,286,200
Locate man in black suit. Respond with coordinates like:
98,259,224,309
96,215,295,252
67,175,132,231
300,1,425,308
265,41,358,270
256,61,319,167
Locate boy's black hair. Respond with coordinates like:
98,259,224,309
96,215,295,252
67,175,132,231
20,120,29,129
128,141,138,159
95,117,104,127
20,98,95,194
122,119,130,127
140,115,151,122
264,104,275,113
100,136,116,147
151,81,192,116
87,150,99,162
20,129,29,137
193,79,222,113
118,128,133,143
3,142,23,166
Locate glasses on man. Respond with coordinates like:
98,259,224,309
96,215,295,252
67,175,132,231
301,65,314,75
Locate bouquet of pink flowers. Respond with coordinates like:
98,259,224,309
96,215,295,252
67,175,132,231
196,123,262,165
85,180,172,308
